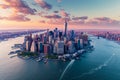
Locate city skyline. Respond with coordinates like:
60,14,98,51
0,0,120,30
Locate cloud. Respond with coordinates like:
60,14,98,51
39,20,46,23
0,14,30,22
54,11,59,13
38,11,48,16
60,9,70,18
0,16,5,20
34,0,52,10
47,18,64,25
72,17,81,21
86,20,99,25
86,17,120,26
7,14,30,22
72,16,88,21
0,0,36,15
44,14,61,19
69,20,85,25
79,16,88,20
94,17,111,22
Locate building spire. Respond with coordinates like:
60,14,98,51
64,19,67,37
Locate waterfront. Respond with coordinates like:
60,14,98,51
0,34,120,80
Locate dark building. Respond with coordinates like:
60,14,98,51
64,20,67,37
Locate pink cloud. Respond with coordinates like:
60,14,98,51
60,9,69,18
0,14,30,22
7,14,30,21
39,20,46,23
44,14,61,19
34,0,52,10
0,0,36,15
95,17,111,22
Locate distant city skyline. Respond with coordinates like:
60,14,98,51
0,0,120,30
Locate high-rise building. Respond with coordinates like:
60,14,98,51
43,44,50,55
57,41,64,55
83,33,88,46
64,44,68,54
25,40,29,51
53,41,57,54
31,41,36,52
49,44,53,54
48,35,52,44
43,35,47,44
77,39,80,50
70,30,75,41
28,34,33,51
54,28,58,39
64,20,67,37
68,41,75,54
59,31,63,40
80,39,83,48
38,41,43,53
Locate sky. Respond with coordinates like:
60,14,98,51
0,0,120,30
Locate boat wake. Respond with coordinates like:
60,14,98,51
72,53,115,80
59,59,75,80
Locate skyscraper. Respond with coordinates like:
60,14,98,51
28,34,33,51
57,41,64,55
70,30,75,41
64,20,67,37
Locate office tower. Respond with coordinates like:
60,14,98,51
38,41,43,53
54,28,58,39
64,44,68,54
53,41,57,54
49,35,52,44
28,34,33,51
47,29,49,36
43,35,47,44
77,39,80,50
25,41,29,51
57,41,64,55
49,31,53,35
31,41,36,52
59,31,63,40
34,35,39,52
80,39,83,48
43,44,50,55
30,35,39,52
64,37,67,44
70,30,75,41
49,44,53,54
68,41,75,54
83,33,88,46
39,34,42,42
79,32,84,39
52,39,55,44
64,20,67,37
23,36,28,51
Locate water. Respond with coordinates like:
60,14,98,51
59,59,75,80
0,35,120,80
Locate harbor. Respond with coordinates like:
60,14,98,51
0,32,120,80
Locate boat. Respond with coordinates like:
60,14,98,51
44,58,48,64
8,51,15,55
36,57,43,62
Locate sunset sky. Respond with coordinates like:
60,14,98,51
0,0,120,30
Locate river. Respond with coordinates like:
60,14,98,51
0,34,120,80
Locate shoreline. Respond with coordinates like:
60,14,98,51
17,46,94,62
